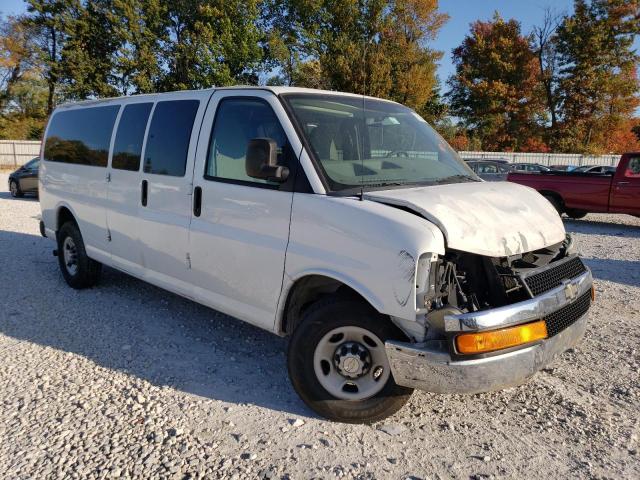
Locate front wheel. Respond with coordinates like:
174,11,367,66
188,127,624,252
287,296,413,423
9,180,23,198
57,221,102,289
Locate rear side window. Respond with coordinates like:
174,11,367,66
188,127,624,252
143,100,199,176
44,106,120,167
112,103,153,171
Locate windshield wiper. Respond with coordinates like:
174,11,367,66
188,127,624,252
433,175,478,184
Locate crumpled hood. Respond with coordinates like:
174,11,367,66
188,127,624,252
364,181,566,257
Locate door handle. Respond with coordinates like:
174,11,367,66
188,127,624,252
141,180,148,207
617,181,630,185
193,186,202,217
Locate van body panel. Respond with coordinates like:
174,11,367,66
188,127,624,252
40,160,111,260
105,100,154,275
282,194,446,324
189,89,300,330
136,92,210,286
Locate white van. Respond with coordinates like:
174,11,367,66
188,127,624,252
39,87,593,423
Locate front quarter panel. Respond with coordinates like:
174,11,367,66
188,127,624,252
283,194,445,323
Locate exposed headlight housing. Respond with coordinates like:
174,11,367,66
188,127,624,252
564,233,577,256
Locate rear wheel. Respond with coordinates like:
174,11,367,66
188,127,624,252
543,194,563,215
287,296,413,423
9,180,23,198
566,209,587,219
57,221,102,289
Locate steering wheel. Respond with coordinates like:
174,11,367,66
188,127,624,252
385,150,409,158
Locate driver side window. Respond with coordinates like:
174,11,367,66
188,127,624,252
205,97,289,185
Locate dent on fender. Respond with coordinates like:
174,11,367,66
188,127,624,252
393,250,416,307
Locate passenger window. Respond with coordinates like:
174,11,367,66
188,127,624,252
44,106,120,167
205,98,289,185
144,100,199,176
626,158,640,178
480,164,497,174
112,103,153,171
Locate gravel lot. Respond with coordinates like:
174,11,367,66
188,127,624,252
0,172,638,479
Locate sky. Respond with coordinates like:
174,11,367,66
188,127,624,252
434,0,577,87
2,0,638,91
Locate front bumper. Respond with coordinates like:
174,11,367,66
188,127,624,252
385,269,592,394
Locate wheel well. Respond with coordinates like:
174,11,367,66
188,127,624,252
539,190,564,209
57,207,76,231
280,275,372,336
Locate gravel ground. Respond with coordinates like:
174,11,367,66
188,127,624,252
0,172,638,479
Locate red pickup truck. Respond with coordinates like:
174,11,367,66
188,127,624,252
507,152,640,219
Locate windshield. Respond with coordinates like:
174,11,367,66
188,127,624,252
282,94,477,192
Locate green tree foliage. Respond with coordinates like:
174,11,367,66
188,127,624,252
447,13,546,151
108,0,167,94
159,0,263,90
555,0,639,153
0,15,48,139
264,0,448,118
59,0,120,99
24,0,74,114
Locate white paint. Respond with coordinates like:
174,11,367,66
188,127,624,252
40,86,567,338
364,181,566,258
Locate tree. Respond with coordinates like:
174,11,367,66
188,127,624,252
531,8,562,144
264,0,447,116
0,15,48,139
447,13,546,151
59,0,120,100
555,0,640,153
159,0,264,90
24,0,75,114
109,0,167,94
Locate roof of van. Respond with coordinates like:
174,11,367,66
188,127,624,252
53,86,399,110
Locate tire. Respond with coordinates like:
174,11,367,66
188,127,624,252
287,295,413,423
9,180,23,198
56,221,102,289
566,209,587,219
543,194,563,215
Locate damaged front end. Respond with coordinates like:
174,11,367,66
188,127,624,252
386,235,593,394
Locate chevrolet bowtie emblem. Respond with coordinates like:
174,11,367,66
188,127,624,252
563,280,578,301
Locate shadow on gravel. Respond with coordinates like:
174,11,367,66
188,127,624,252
0,228,313,418
582,258,640,288
0,191,39,201
564,218,640,238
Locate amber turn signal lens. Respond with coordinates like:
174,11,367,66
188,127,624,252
456,320,548,355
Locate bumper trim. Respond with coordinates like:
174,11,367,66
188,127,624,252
386,312,588,394
443,269,592,333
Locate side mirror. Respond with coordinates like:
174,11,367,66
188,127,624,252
246,138,289,183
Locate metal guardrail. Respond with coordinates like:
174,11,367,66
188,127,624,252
459,151,621,167
0,140,41,167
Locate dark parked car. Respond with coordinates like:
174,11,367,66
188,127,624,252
572,165,616,174
466,160,511,181
8,157,39,197
511,163,552,173
550,164,578,171
463,157,510,164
